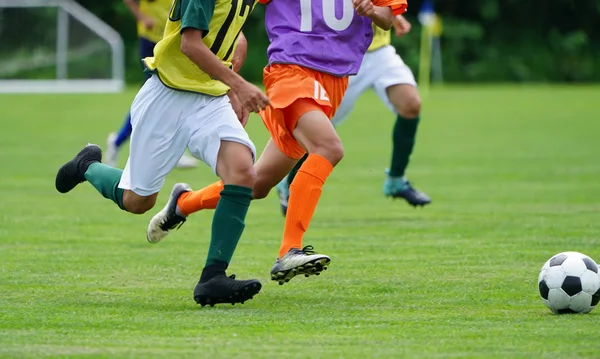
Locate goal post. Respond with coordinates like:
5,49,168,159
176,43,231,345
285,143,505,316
0,0,125,93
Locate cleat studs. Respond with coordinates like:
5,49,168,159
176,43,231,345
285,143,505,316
241,301,245,304
279,281,284,285
315,272,320,276
285,279,290,282
210,304,215,307
323,267,328,270
305,274,309,277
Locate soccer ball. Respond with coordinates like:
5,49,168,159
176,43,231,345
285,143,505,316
538,251,600,314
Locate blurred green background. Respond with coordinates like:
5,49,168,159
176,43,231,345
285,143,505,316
1,0,598,84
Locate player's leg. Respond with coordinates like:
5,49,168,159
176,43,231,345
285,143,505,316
193,141,261,307
56,75,188,215
268,103,341,284
145,95,261,305
261,66,348,284
275,60,371,216
187,95,261,306
373,46,430,206
55,146,158,215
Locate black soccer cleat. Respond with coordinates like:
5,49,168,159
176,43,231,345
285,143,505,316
55,144,102,194
194,274,262,307
383,177,431,207
388,183,431,207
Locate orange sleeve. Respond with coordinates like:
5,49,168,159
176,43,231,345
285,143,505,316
372,0,408,15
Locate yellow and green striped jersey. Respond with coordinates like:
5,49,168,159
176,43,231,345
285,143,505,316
137,0,173,43
368,24,391,52
144,0,256,95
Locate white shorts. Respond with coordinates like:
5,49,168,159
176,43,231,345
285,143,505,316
332,45,416,127
118,75,256,196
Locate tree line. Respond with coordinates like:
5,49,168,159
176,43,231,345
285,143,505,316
3,0,599,83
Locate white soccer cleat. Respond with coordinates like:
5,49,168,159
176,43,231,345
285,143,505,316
176,154,198,169
105,132,119,167
146,183,191,243
270,245,331,285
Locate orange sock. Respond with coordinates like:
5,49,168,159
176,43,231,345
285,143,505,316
279,154,333,258
177,181,224,216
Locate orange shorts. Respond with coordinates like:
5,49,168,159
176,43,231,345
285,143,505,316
260,64,348,159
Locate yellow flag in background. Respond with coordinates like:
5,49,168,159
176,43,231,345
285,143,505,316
418,0,443,98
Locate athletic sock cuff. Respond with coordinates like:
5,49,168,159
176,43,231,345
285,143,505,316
298,154,334,183
397,115,420,128
200,261,228,282
221,185,252,204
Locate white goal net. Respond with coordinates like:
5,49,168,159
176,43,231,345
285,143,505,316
0,0,125,93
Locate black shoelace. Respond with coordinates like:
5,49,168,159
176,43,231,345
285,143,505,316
159,214,186,231
301,245,316,255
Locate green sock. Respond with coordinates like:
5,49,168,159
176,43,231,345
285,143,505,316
287,153,309,186
390,115,420,178
84,163,125,210
205,184,253,267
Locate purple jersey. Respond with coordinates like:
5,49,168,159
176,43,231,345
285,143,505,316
264,0,374,77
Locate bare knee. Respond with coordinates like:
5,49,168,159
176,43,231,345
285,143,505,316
397,95,421,119
252,175,274,200
220,161,256,189
389,85,421,119
311,139,344,166
216,141,257,188
293,110,345,166
123,191,157,214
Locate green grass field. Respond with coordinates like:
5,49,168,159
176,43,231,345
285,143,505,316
1,85,600,358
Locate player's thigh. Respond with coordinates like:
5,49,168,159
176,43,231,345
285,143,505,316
252,139,298,199
185,95,256,179
386,84,421,118
372,46,419,115
216,141,256,188
293,108,343,165
119,76,189,197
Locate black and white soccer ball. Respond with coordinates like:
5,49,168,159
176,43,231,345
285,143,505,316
538,251,600,314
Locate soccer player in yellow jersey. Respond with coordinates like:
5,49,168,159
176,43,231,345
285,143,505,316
275,14,430,215
105,0,198,170
55,0,269,307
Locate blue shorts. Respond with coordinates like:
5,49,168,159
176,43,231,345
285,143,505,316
139,38,157,82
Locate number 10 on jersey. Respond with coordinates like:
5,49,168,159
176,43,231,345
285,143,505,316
300,0,355,32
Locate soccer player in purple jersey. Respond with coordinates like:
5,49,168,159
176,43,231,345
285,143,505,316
275,14,430,215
